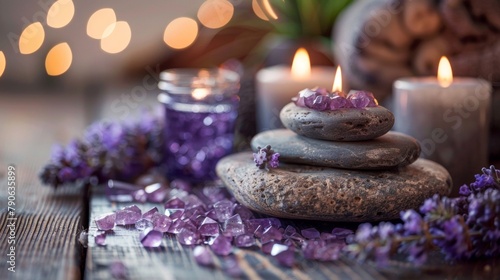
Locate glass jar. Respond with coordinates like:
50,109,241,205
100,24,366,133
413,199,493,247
158,68,240,182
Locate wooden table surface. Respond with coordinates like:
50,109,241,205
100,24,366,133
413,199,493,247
1,162,499,280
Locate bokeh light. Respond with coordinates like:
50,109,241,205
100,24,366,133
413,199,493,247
100,21,131,54
163,17,198,49
0,51,5,77
19,22,45,54
262,0,278,20
46,0,75,28
45,42,72,76
252,0,269,21
197,0,234,29
87,8,117,39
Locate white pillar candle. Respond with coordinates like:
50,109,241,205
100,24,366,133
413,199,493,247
256,48,335,132
393,57,491,194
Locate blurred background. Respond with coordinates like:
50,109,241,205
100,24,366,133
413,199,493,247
1,0,499,167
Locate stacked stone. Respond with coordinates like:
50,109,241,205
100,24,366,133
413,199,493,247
216,103,452,222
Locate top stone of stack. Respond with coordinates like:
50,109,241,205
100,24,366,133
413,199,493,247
280,102,395,142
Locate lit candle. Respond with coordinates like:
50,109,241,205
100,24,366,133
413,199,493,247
256,48,336,132
393,57,491,194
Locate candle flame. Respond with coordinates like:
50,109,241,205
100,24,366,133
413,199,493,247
437,56,453,87
291,48,311,78
332,66,342,92
192,88,210,100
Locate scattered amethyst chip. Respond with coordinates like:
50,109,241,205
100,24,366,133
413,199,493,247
142,207,159,221
135,218,154,231
199,217,220,236
261,226,283,244
193,246,214,266
140,229,163,247
152,213,172,233
164,197,185,209
177,228,201,245
95,213,116,231
210,235,232,256
275,249,295,267
234,234,256,248
95,232,106,246
301,228,320,239
214,200,234,222
115,205,142,225
223,214,245,236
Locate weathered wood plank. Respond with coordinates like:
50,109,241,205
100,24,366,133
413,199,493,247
0,163,84,280
85,184,500,280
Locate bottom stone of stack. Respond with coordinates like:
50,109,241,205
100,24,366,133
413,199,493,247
216,152,452,222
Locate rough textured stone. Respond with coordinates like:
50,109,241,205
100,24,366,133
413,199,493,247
279,102,394,141
216,152,452,222
251,129,420,170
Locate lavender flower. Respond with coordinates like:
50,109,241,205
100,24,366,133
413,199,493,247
346,166,500,266
39,111,164,188
252,145,280,170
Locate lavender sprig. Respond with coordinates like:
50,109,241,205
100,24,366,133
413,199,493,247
346,166,500,266
253,145,280,170
39,112,164,188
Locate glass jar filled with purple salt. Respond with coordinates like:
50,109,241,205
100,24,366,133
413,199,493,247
158,68,240,182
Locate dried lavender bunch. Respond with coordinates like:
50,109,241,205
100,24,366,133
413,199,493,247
346,166,500,266
39,112,164,188
253,145,280,170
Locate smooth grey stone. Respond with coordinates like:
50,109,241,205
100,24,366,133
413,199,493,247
251,129,420,170
280,102,395,141
216,152,452,222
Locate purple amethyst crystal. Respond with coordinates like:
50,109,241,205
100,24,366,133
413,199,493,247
223,214,245,236
222,255,243,277
347,90,378,108
232,204,254,221
142,207,159,221
329,95,352,110
275,249,295,267
95,213,116,231
214,200,234,222
177,228,201,245
198,217,220,236
152,213,172,232
144,183,168,203
183,195,206,210
234,234,256,248
140,229,163,247
95,232,106,246
301,228,320,239
165,208,184,219
210,235,232,256
283,225,297,238
115,205,142,225
311,95,330,111
261,226,283,244
164,197,185,209
331,228,354,239
167,219,185,234
135,218,154,231
193,246,214,266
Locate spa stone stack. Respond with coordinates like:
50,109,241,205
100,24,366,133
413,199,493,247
216,103,452,222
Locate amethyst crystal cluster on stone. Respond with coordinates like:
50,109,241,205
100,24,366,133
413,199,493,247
216,92,452,222
293,87,378,111
95,177,355,269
